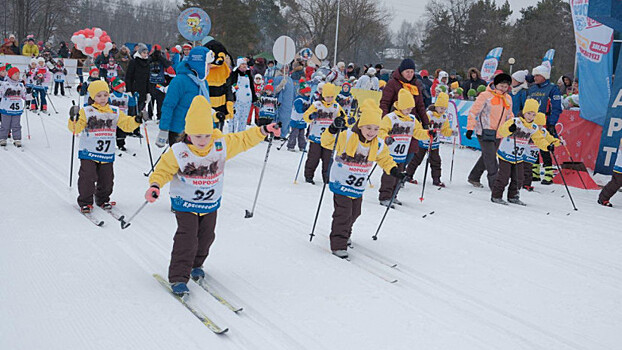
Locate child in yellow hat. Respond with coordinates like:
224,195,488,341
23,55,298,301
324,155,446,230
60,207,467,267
405,92,453,187
144,95,280,296
302,82,347,184
320,99,403,259
491,99,555,205
377,89,429,207
522,112,560,191
68,80,143,213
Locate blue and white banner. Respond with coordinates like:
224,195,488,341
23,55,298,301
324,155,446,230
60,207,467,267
570,0,614,126
542,49,555,70
480,47,503,83
594,48,622,175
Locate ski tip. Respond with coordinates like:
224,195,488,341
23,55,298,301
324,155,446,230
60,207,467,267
97,221,104,226
120,221,131,229
216,327,229,335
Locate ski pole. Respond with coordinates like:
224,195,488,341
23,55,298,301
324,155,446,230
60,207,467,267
142,118,155,174
245,132,276,218
373,176,407,241
120,198,154,229
551,149,578,211
276,137,288,150
144,145,169,177
450,134,456,183
419,134,434,202
69,100,77,187
24,106,31,140
38,95,50,148
47,93,59,114
293,143,307,184
366,163,377,188
309,129,341,242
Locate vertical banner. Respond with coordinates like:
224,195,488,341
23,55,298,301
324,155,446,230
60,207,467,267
542,49,555,70
570,0,614,126
480,47,503,83
594,48,622,174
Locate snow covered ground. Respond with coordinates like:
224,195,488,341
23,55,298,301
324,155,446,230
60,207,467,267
2,95,621,350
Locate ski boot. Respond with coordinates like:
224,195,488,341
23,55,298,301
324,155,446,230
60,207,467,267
287,148,296,152
598,199,613,207
80,205,94,213
13,140,22,148
42,105,48,112
540,179,553,185
392,198,403,206
332,250,349,259
190,267,205,281
98,202,114,210
305,177,315,185
347,238,352,247
171,282,190,296
522,185,534,192
433,181,446,188
0,139,7,147
118,145,127,151
379,200,395,209
491,197,508,205
468,179,484,188
508,197,526,206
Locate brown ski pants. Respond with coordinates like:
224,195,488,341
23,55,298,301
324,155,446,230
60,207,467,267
330,194,362,251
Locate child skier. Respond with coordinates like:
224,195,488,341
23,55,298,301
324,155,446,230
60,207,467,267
256,81,279,127
109,78,138,151
31,57,49,112
522,112,560,191
104,56,123,82
0,67,27,148
0,64,9,81
80,68,100,98
52,59,68,96
405,92,453,187
303,82,346,184
68,80,143,213
598,138,622,207
287,81,312,152
491,99,553,205
24,59,37,108
321,99,403,258
336,82,356,116
378,89,429,206
144,95,280,295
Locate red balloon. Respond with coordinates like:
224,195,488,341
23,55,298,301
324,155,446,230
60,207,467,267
84,46,94,55
84,29,94,37
97,42,106,50
93,52,101,58
101,35,111,42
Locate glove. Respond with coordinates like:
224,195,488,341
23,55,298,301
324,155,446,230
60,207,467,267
69,105,80,121
384,136,395,146
328,117,347,134
428,129,436,138
145,186,160,203
547,143,555,152
134,111,147,124
262,123,281,137
508,123,517,133
466,130,473,140
390,166,407,180
215,111,226,123
155,129,168,148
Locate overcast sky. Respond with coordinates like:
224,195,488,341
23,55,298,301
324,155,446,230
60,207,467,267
383,0,542,31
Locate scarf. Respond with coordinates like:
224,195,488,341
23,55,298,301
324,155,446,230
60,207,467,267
491,90,510,109
188,73,210,101
344,129,380,162
399,80,419,95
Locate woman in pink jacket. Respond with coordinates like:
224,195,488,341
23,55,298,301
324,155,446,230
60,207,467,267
465,73,514,189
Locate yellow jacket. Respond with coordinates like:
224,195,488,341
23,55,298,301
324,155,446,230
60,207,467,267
21,43,39,57
148,127,265,189
303,101,346,124
429,111,453,137
67,103,140,135
379,111,430,141
320,129,396,175
498,117,550,151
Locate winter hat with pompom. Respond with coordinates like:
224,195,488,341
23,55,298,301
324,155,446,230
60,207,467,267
395,88,415,111
185,96,215,135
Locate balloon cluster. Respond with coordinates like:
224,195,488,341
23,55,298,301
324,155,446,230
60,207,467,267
71,27,113,57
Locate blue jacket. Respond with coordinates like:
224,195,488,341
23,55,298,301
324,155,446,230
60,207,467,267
510,87,527,117
527,80,562,125
159,48,210,133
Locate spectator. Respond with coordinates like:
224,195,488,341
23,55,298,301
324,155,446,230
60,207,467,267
556,75,573,96
509,70,529,116
108,42,119,58
355,67,379,91
0,34,20,55
22,38,39,57
41,42,56,57
70,46,87,84
147,44,171,120
94,53,110,82
57,41,70,58
448,70,459,85
291,57,306,81
461,67,486,99
251,57,267,77
228,57,257,133
125,43,151,112
326,61,346,86
346,63,357,79
418,69,433,107
115,45,132,73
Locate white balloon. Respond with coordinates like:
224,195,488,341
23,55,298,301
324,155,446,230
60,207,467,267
92,36,100,46
85,38,93,47
71,35,78,43
94,28,103,37
78,34,86,42
104,42,113,51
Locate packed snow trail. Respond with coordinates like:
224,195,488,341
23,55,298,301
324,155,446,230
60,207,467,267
1,95,621,349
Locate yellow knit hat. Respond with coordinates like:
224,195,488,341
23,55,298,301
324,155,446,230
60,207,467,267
534,112,546,126
322,83,337,98
357,99,382,127
185,96,215,135
523,98,539,115
435,92,449,108
395,89,415,110
88,80,109,99
450,81,459,89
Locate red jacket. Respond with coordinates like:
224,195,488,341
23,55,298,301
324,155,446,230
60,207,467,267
379,70,429,126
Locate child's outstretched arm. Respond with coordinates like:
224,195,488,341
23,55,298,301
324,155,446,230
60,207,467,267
224,126,268,160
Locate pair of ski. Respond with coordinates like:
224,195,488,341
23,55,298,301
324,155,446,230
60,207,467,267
332,245,399,284
1,143,24,152
153,274,242,334
77,204,126,227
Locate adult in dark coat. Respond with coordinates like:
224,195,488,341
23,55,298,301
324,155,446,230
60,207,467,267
57,42,70,58
125,43,151,112
147,44,171,120
70,46,87,84
461,67,487,99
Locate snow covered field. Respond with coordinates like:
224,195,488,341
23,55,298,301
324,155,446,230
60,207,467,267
2,95,621,350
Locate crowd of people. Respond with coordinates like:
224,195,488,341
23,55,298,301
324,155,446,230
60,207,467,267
1,33,620,296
